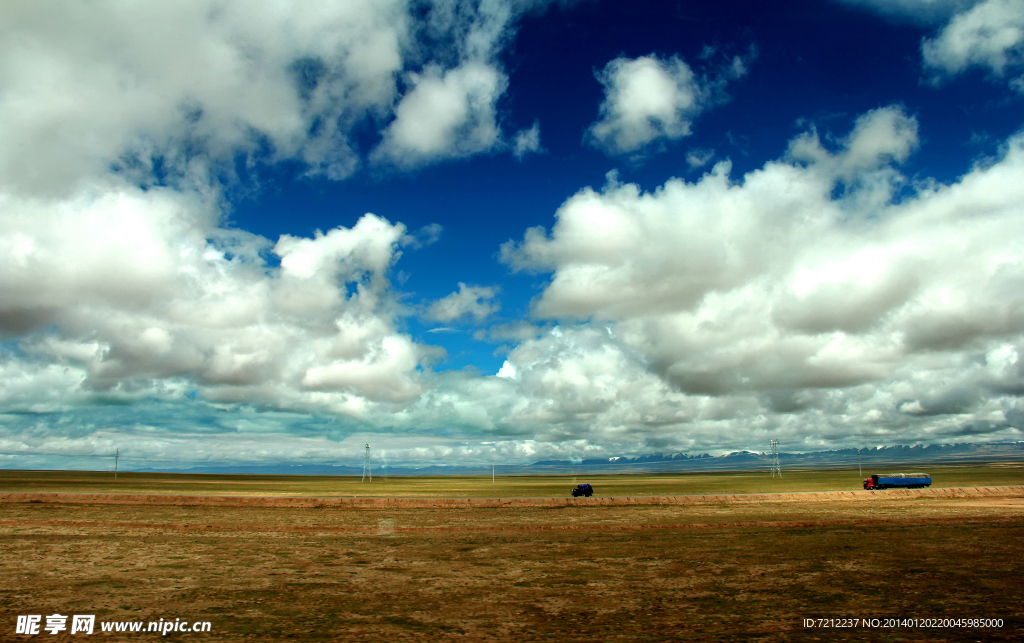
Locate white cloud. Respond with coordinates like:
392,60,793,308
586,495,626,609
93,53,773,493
497,105,1024,450
0,181,429,409
922,0,1024,80
0,1,558,443
585,53,745,156
372,61,507,167
0,1,570,469
475,320,550,343
840,0,1024,89
495,360,517,378
370,0,540,168
0,1,548,196
686,148,715,169
402,222,444,249
0,0,417,196
426,282,500,323
2,3,1022,466
512,121,543,159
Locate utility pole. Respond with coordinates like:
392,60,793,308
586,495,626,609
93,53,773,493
770,439,781,479
361,443,371,482
114,448,119,481
492,452,495,484
858,448,862,477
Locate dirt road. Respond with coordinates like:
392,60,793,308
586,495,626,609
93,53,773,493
2,484,1022,508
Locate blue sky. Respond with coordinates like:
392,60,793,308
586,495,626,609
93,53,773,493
2,0,1024,469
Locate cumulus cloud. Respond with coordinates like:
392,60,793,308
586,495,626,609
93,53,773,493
0,1,422,196
0,185,429,409
0,1,548,197
507,107,922,318
372,62,507,167
585,53,746,157
426,283,500,323
499,105,1024,450
0,2,553,451
840,0,1024,90
3,3,1022,466
922,0,1024,84
371,0,536,167
0,0,461,413
0,1,570,469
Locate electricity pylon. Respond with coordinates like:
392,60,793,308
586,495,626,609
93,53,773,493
362,443,372,482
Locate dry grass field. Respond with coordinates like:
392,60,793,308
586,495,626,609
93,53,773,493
2,466,1023,642
3,462,1024,497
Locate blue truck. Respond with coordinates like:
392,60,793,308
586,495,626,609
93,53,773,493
863,473,931,490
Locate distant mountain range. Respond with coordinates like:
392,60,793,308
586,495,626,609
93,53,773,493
155,440,1024,476
530,441,1024,473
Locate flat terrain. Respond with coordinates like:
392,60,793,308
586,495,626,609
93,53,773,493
2,467,1023,641
4,462,1024,497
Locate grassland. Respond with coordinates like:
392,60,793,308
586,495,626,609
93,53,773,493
2,492,1022,641
2,465,1022,641
2,462,1024,498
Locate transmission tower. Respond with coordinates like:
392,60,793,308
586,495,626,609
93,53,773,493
770,439,781,478
361,443,372,482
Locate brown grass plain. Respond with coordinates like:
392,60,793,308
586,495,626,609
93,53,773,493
1,467,1023,642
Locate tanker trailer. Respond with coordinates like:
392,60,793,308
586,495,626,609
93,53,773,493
863,473,931,490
